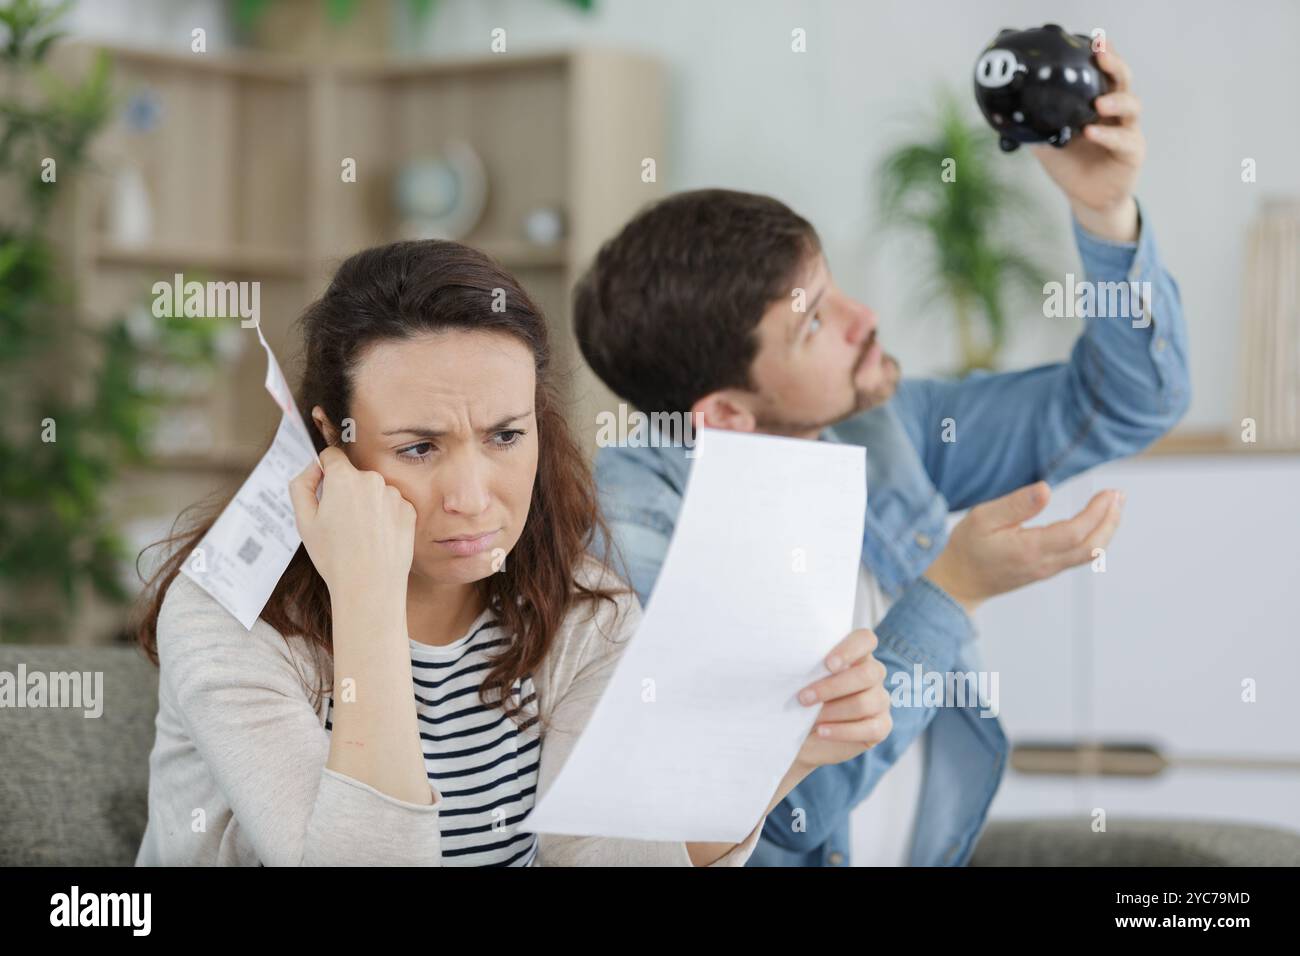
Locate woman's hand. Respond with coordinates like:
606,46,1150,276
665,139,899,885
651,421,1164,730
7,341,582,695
288,445,417,601
792,628,892,772
688,629,891,865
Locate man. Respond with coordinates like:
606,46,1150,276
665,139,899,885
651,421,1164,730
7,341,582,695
573,46,1190,866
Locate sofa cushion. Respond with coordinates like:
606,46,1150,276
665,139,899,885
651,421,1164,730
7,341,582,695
0,644,158,866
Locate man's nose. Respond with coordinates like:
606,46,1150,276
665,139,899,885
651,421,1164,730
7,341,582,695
843,305,876,346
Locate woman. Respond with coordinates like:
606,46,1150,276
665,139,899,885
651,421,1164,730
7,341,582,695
133,239,891,866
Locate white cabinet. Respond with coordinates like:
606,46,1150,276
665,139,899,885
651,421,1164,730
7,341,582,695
975,454,1300,830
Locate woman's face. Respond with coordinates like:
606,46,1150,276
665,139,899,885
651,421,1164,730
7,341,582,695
315,329,539,589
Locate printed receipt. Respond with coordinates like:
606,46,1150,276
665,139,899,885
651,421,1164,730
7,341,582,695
520,427,866,844
180,323,319,630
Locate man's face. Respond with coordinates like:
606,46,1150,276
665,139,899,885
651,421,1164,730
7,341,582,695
745,252,900,436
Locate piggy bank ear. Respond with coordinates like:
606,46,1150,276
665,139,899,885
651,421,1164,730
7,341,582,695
997,27,1016,37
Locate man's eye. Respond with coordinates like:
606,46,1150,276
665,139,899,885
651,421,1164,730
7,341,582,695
493,430,525,448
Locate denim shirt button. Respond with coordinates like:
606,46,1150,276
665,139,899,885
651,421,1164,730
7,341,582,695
914,532,932,550
1154,337,1167,351
828,851,845,866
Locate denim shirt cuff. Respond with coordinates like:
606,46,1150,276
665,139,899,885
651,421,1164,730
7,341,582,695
1071,195,1151,282
875,576,974,670
1070,195,1188,416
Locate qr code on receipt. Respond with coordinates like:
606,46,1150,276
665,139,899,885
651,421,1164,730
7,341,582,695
237,537,262,565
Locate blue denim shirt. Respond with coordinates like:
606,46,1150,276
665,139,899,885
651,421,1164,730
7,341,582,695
591,198,1190,865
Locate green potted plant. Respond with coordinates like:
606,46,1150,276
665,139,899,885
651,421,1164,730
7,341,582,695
875,87,1051,373
0,0,223,643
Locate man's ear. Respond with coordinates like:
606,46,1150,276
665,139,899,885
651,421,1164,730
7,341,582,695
310,405,341,446
691,391,757,434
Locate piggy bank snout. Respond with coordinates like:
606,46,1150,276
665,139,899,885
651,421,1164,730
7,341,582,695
975,49,1021,89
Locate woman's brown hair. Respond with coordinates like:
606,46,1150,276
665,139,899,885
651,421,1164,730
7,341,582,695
133,239,623,725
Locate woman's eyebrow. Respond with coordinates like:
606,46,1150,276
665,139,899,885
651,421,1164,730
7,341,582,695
382,409,534,438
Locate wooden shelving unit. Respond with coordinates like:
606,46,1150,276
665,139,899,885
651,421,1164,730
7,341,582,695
1143,429,1300,457
46,41,664,643
55,40,665,461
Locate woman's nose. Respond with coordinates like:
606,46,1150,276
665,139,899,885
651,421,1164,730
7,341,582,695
441,457,492,516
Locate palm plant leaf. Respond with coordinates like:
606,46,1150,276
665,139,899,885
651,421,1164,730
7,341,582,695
873,86,1052,371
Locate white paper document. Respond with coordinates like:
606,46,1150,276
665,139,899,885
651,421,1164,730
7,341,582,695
520,427,866,844
180,324,319,630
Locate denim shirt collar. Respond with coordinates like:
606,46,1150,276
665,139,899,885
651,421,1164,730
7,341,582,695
617,412,952,600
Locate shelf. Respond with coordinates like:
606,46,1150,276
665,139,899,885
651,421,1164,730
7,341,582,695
332,50,571,81
68,40,661,471
473,238,568,269
98,237,564,277
95,240,307,278
1143,429,1300,457
74,41,579,83
73,41,307,82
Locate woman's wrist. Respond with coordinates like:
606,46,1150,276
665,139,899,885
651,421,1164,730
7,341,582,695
331,583,409,639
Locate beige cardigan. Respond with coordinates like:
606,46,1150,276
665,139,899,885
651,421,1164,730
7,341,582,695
135,558,763,866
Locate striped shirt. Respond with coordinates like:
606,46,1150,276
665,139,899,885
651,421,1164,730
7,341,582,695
324,609,541,866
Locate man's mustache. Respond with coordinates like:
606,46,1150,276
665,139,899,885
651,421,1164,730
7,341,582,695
853,328,879,373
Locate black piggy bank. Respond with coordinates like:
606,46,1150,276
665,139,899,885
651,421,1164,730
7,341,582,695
973,23,1111,152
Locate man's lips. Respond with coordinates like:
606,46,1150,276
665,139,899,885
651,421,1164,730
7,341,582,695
435,529,500,556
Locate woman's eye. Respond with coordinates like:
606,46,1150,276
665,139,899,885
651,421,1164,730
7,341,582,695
397,441,434,461
493,430,525,448
807,313,823,336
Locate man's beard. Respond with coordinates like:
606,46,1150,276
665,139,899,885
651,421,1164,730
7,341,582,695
754,330,901,437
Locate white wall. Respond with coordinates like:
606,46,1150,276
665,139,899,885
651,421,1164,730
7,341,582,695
62,0,1300,430
401,0,1300,432
65,0,230,48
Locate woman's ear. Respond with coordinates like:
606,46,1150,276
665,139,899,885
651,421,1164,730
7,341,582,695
311,405,340,446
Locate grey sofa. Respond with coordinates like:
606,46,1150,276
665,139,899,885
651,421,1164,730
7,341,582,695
3,643,1299,867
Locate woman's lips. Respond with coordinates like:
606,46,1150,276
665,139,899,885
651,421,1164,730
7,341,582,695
435,529,500,556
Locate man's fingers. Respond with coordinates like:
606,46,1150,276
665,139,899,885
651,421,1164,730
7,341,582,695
973,480,1051,530
1095,90,1141,126
1083,122,1143,162
1057,492,1124,570
1033,489,1120,556
1094,47,1132,94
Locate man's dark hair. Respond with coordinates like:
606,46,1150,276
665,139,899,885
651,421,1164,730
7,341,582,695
573,188,820,414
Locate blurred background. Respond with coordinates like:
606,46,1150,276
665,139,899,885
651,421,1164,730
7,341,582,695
2,0,1297,858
